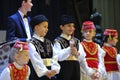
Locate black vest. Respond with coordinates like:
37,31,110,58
29,37,53,80
54,36,79,50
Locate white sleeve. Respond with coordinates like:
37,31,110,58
116,54,120,71
0,67,11,80
53,41,71,61
77,43,86,62
98,45,107,78
80,59,96,76
29,43,48,77
51,55,61,74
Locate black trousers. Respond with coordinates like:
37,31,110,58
57,61,80,80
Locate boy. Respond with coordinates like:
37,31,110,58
102,28,120,80
80,21,106,80
0,41,30,80
29,15,60,80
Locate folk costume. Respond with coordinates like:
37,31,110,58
102,29,120,80
54,34,85,80
29,34,60,80
28,15,60,80
80,21,106,80
0,41,30,80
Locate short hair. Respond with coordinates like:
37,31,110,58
17,0,28,8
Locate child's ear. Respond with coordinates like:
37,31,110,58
94,31,96,36
14,54,18,60
60,25,63,30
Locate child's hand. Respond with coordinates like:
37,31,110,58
90,71,101,80
45,70,52,79
49,70,56,77
45,70,56,79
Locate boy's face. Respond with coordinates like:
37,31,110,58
108,36,118,46
23,0,33,12
83,29,96,40
15,50,29,66
60,23,75,36
35,21,48,37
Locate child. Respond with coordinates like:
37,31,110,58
0,41,30,80
80,21,106,80
102,28,120,80
28,15,60,80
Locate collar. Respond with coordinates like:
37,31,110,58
13,62,23,69
103,43,112,47
60,33,72,40
33,34,44,42
83,39,93,42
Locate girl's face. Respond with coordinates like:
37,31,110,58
35,21,48,37
108,36,118,46
15,50,29,66
83,29,96,40
60,23,75,36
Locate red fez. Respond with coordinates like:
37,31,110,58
104,29,118,37
13,41,29,51
81,21,95,32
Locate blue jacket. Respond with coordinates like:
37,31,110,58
6,11,33,41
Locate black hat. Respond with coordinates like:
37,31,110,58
30,15,48,29
60,15,75,25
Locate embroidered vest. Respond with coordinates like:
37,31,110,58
81,41,98,69
102,46,118,72
54,36,79,50
8,63,28,80
54,37,79,60
30,37,53,58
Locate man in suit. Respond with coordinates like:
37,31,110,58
6,0,33,41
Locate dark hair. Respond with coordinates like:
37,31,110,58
101,35,114,46
17,0,28,8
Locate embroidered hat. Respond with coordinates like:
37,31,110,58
13,41,29,51
61,15,75,25
81,21,95,32
103,29,118,37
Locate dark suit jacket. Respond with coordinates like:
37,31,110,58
6,11,33,41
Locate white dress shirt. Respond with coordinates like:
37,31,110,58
18,10,31,40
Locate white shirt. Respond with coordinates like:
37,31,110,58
18,10,31,40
